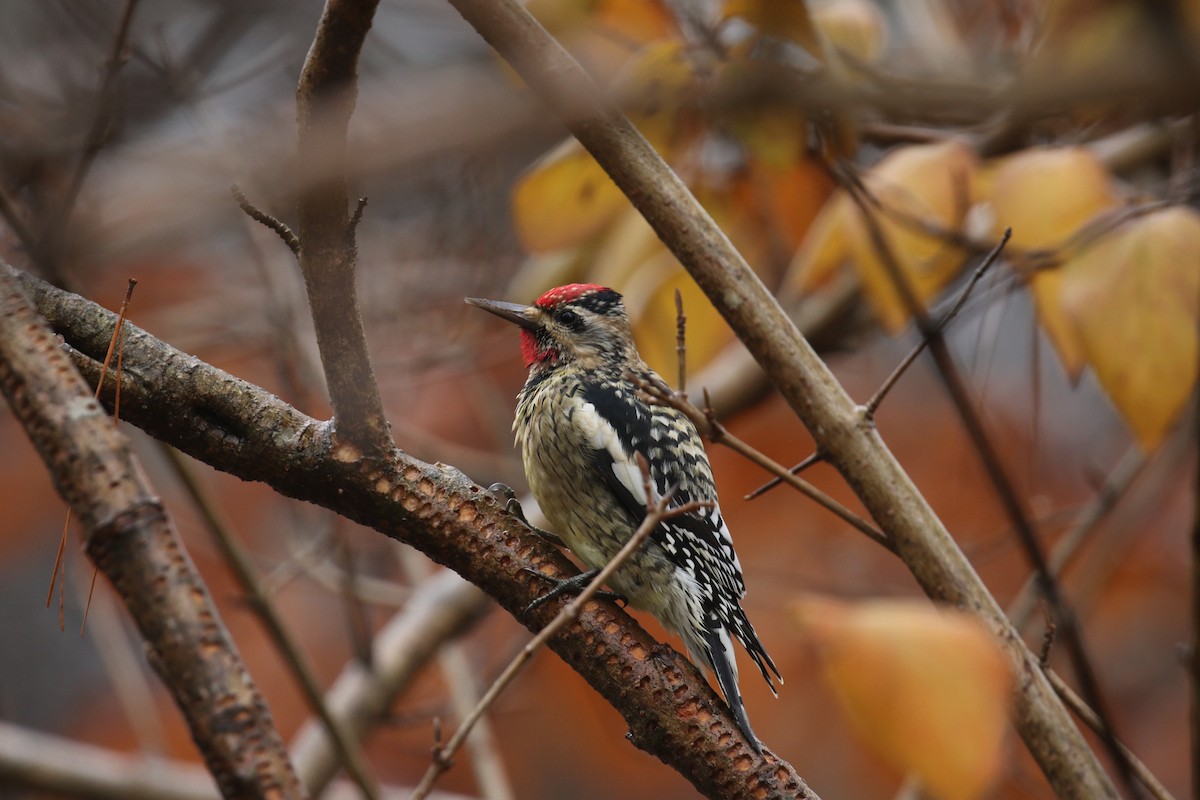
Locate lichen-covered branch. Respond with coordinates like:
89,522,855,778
0,266,304,800
16,267,815,800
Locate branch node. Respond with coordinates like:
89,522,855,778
231,185,302,260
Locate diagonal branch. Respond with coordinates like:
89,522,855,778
840,177,1139,797
0,267,303,799
437,1,1119,796
16,266,816,800
163,448,380,799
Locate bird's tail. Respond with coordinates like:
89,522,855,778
703,626,762,754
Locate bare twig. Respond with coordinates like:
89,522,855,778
745,450,823,501
289,569,490,796
751,230,1009,504
410,455,708,800
674,288,687,396
631,375,891,551
232,185,302,259
841,176,1139,797
1008,447,1149,630
162,447,380,799
864,230,1011,417
37,0,140,276
1192,358,1200,800
399,553,514,800
1046,670,1178,800
49,279,137,621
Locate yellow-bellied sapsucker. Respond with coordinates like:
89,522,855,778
467,283,780,752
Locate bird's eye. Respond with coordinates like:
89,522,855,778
558,309,583,329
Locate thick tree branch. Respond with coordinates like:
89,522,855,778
295,0,391,456
16,267,814,800
0,267,304,799
439,1,1118,797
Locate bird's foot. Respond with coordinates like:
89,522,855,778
522,567,628,614
488,483,564,547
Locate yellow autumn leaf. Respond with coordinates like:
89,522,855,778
511,139,629,253
722,0,819,50
793,596,1012,800
988,146,1119,379
811,0,888,63
1059,206,1200,449
744,155,836,254
615,40,705,150
850,141,978,331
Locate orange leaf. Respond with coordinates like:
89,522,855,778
794,596,1012,800
1059,206,1200,449
988,147,1119,378
811,0,888,63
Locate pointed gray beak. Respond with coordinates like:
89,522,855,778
465,297,540,331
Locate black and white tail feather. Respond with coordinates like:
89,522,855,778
577,375,782,751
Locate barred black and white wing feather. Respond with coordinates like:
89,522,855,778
574,374,781,742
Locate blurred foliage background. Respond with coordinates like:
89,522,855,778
0,0,1196,798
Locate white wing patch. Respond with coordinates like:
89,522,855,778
572,398,649,506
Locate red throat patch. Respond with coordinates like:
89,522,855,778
535,283,607,308
519,329,540,368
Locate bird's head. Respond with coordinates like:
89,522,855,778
466,283,635,373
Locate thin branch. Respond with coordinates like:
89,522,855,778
749,230,1008,503
290,569,490,796
0,719,476,800
410,456,707,800
51,279,136,620
232,185,302,259
864,230,1011,418
438,1,1118,795
1008,446,1149,630
674,288,687,396
162,447,380,799
745,450,823,501
630,375,891,552
1046,669,1178,800
840,175,1139,798
37,0,140,275
1192,357,1200,800
399,553,514,800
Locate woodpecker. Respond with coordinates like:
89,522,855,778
467,283,780,752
